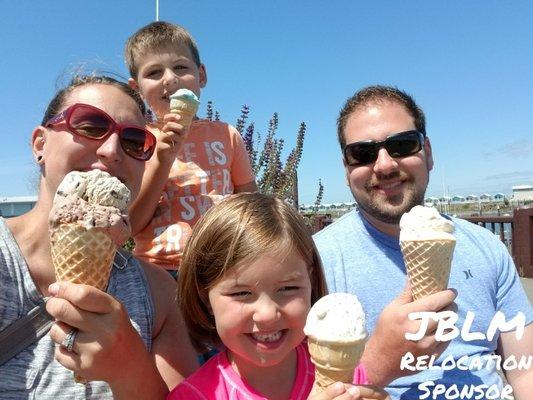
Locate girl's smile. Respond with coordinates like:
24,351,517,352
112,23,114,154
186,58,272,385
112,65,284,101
208,250,312,370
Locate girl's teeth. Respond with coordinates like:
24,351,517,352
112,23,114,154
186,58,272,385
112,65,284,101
252,331,282,342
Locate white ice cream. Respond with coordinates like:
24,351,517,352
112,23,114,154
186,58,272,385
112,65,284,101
56,170,131,211
304,293,367,343
399,205,455,241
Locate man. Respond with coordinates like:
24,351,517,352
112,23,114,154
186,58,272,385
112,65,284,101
314,86,532,399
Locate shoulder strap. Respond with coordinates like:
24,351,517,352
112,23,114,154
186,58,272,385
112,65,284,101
0,249,133,367
0,300,54,367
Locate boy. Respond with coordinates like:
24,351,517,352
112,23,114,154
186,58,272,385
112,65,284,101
125,21,257,272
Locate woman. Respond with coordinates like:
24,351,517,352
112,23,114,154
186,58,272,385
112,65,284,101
0,75,198,399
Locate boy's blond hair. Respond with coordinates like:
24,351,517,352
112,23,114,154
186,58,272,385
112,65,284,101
178,192,328,352
125,21,201,79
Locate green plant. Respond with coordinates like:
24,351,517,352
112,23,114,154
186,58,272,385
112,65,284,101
238,106,305,207
205,102,325,211
314,179,324,212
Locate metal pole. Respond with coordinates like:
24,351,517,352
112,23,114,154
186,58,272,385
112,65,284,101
156,0,159,21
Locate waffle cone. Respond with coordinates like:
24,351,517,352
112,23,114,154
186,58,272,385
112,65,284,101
308,336,366,395
50,224,116,291
170,99,198,129
400,239,455,300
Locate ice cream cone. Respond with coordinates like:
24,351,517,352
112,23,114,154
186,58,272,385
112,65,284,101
170,100,197,128
304,293,367,395
50,223,116,291
400,239,455,300
169,89,200,130
308,336,366,395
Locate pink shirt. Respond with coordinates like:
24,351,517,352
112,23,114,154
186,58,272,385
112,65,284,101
167,343,368,400
134,120,255,269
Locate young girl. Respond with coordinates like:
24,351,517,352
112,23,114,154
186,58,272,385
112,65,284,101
171,193,389,400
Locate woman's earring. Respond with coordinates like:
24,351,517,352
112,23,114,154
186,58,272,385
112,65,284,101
36,155,43,164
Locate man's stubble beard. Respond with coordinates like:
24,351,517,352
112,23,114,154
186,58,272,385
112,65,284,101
351,173,428,225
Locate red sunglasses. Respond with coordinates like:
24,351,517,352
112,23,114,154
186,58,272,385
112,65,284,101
45,103,156,161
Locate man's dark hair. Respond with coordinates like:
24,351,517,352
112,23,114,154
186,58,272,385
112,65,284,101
337,85,426,149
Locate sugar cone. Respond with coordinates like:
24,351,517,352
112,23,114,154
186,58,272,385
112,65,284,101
308,336,366,395
170,99,198,130
400,239,455,300
50,224,116,291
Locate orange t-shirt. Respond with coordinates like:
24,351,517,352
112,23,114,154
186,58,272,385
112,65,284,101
133,120,255,270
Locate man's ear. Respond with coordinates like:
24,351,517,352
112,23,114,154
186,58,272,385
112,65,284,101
199,64,208,89
32,126,47,162
424,136,434,172
128,78,140,92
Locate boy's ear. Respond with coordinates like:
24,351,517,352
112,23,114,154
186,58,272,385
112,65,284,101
128,78,140,92
199,64,208,88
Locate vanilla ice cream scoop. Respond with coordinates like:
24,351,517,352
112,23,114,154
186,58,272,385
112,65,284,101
304,293,367,343
399,205,455,241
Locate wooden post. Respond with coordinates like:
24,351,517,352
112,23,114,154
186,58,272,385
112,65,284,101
313,214,333,233
512,208,533,278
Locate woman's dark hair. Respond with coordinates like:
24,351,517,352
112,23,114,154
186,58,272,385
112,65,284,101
41,74,146,125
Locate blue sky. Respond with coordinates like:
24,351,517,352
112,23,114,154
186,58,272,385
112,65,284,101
1,1,532,204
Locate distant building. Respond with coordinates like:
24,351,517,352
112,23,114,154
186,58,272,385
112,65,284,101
439,196,451,204
425,197,439,206
493,193,506,202
479,193,492,202
0,196,38,218
512,185,533,201
299,202,356,213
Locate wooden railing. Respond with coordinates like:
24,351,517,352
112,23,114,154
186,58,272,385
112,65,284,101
464,208,533,278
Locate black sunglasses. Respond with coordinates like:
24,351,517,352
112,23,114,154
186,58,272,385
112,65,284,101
343,130,425,166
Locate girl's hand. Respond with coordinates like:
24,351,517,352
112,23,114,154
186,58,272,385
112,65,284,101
46,281,151,384
309,382,391,400
150,112,189,164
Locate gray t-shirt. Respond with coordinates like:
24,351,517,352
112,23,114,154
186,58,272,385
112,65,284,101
0,218,154,399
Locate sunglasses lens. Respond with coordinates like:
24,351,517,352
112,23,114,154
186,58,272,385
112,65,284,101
385,132,421,157
120,128,154,160
345,143,378,166
344,131,422,166
69,106,111,138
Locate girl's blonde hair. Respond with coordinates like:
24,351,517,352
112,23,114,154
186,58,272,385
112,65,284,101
178,192,328,352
